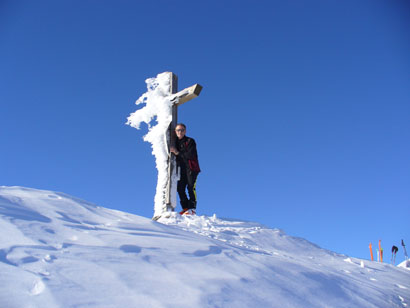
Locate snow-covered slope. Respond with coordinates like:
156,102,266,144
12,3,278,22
0,187,409,308
399,260,410,271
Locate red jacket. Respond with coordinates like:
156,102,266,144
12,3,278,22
175,136,201,173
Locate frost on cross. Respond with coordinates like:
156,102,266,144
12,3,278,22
126,72,179,218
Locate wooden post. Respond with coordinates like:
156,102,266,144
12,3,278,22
164,73,178,210
170,73,178,147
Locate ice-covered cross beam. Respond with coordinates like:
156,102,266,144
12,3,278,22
126,72,203,220
170,84,203,106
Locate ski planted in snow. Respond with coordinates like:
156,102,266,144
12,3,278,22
402,239,408,260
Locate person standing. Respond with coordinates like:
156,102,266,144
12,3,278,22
170,123,200,215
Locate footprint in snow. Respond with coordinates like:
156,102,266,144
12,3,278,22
190,245,222,257
44,228,55,234
20,256,39,264
120,245,142,254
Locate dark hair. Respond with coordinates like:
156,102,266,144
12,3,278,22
176,123,186,129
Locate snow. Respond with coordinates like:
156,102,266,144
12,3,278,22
126,72,177,218
1,186,409,308
399,260,410,271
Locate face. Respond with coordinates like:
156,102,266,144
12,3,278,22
175,125,186,140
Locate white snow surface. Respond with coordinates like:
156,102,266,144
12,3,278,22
1,186,409,308
399,260,410,271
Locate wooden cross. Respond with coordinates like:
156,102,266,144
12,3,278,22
164,72,202,211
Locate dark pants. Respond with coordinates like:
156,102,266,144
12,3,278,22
177,169,198,210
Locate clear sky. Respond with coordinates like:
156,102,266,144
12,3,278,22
1,0,409,261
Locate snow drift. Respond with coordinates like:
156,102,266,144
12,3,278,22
0,186,409,308
399,260,410,271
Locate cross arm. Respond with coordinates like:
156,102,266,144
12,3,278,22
170,84,203,106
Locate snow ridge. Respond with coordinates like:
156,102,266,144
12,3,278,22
1,186,409,308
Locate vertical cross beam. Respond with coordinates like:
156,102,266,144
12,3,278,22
170,73,178,146
165,73,178,210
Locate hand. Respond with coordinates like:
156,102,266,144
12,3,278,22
170,147,179,155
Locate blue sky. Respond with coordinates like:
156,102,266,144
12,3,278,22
1,0,409,261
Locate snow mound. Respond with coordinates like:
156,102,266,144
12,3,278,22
399,260,410,271
1,186,409,308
